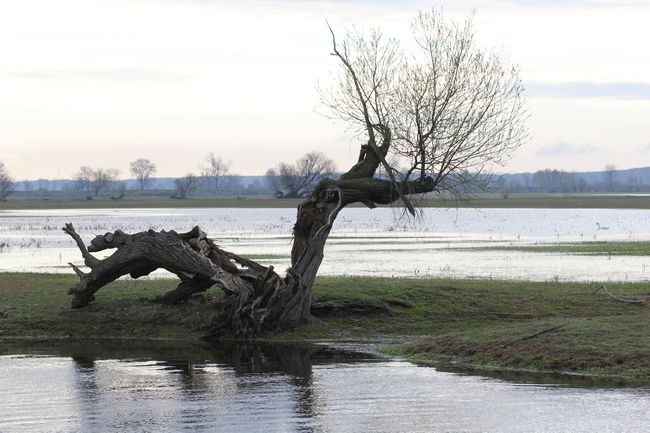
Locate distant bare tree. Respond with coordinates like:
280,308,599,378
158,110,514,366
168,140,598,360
174,174,200,199
269,152,336,198
73,166,95,198
201,153,231,194
106,169,126,199
604,164,616,192
0,161,15,201
265,168,283,196
91,169,112,197
130,158,157,192
74,167,118,198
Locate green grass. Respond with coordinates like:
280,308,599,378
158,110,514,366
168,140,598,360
1,273,649,383
420,193,650,209
1,193,649,210
464,240,650,256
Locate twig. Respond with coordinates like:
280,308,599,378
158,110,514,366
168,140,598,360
593,284,645,305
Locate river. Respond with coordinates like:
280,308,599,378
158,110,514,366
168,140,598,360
1,340,649,433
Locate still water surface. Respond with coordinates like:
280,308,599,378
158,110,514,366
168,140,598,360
1,340,649,433
1,207,650,281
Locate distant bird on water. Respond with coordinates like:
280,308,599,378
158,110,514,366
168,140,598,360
596,222,609,230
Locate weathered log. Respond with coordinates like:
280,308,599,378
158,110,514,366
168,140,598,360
62,183,345,336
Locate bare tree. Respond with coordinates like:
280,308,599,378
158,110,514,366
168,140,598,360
201,153,231,194
91,169,113,197
130,158,157,192
73,166,95,198
64,10,527,337
174,174,200,199
265,168,283,196
106,169,126,199
269,152,336,198
74,167,116,198
604,164,616,192
0,161,15,201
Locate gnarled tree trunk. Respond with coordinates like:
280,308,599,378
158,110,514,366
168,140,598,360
64,156,435,337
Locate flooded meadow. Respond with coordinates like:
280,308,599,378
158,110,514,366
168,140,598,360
1,207,649,282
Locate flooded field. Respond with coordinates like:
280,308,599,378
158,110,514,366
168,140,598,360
1,207,650,281
1,341,649,433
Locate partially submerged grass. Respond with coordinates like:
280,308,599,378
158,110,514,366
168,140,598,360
463,240,650,256
1,273,649,383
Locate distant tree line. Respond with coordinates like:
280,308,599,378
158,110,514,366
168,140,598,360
494,166,650,195
5,157,650,202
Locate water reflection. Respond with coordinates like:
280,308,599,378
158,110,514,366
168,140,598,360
1,340,650,433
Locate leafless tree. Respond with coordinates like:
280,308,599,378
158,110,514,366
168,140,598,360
130,158,157,192
322,10,526,201
64,10,527,337
268,152,336,198
174,174,200,199
73,166,95,198
265,168,283,196
201,153,231,194
604,164,616,192
106,169,126,200
0,161,15,201
74,167,117,198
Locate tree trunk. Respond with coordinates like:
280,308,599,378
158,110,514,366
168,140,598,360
64,155,434,337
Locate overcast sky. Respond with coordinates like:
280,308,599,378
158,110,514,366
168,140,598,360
1,0,649,179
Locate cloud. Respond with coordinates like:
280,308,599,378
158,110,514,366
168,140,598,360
499,0,649,6
536,142,598,156
526,81,650,100
1,68,185,81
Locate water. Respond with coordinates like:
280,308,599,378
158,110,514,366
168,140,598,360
1,340,648,433
1,207,650,281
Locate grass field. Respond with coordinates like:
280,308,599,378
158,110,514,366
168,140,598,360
2,273,649,383
1,193,650,210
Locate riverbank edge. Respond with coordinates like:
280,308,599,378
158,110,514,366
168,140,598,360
2,273,649,385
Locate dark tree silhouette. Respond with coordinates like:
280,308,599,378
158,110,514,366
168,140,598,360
267,152,336,198
130,158,157,192
0,161,15,201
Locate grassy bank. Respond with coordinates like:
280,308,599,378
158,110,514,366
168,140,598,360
1,193,650,210
1,273,649,383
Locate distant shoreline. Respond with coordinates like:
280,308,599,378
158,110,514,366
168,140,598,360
1,193,650,210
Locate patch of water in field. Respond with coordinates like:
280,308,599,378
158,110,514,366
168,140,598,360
1,341,649,433
1,207,649,281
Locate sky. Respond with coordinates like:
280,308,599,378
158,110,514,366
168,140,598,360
1,0,649,180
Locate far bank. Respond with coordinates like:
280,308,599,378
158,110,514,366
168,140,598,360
1,193,650,210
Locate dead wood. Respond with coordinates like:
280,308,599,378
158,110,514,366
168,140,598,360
500,324,567,349
311,300,395,317
592,285,646,305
